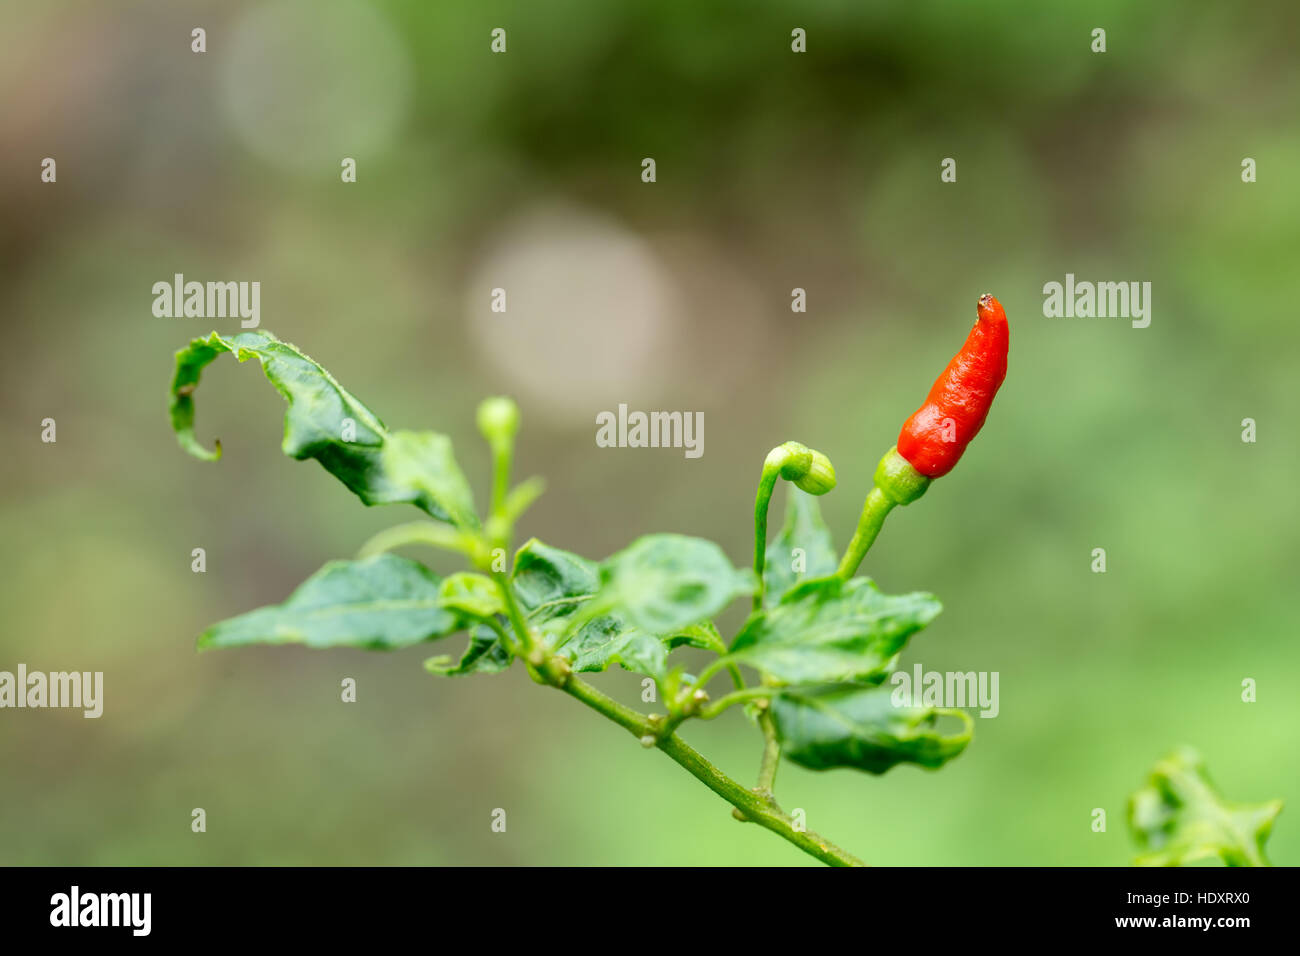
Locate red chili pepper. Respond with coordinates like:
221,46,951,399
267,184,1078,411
895,293,1009,478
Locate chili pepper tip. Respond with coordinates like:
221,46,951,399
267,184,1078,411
977,293,1006,323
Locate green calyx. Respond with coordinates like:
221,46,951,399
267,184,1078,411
874,446,930,506
833,447,929,581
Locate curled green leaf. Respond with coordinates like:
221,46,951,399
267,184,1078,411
425,625,513,677
170,330,475,526
770,683,972,774
1128,747,1283,867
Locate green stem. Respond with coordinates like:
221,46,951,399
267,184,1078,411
559,675,865,866
752,465,780,610
357,521,476,560
561,673,650,735
493,571,537,656
691,656,731,695
755,706,782,799
684,626,746,693
724,662,746,691
490,440,512,519
835,486,896,580
698,686,776,719
495,571,571,686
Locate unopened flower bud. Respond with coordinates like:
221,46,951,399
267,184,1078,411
763,441,835,494
766,441,812,481
794,449,836,495
476,396,520,446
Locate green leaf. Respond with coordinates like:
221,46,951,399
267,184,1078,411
727,577,941,684
770,683,972,774
588,534,755,635
551,617,675,680
509,538,713,682
382,430,479,530
546,618,720,683
764,488,837,607
437,572,504,618
1128,747,1283,867
422,539,598,679
424,625,512,677
666,620,727,654
198,554,462,651
170,330,476,527
423,577,513,677
511,538,600,623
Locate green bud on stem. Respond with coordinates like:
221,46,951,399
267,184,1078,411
754,440,838,608
766,441,812,480
795,450,836,495
477,396,521,525
476,396,520,447
763,440,836,494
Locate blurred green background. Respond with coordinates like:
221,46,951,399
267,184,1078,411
2,0,1297,866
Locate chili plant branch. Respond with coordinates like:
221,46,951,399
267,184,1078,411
754,705,782,801
558,674,866,867
168,293,1013,867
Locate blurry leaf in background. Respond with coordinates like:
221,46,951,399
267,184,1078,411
771,683,972,774
1129,747,1283,867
